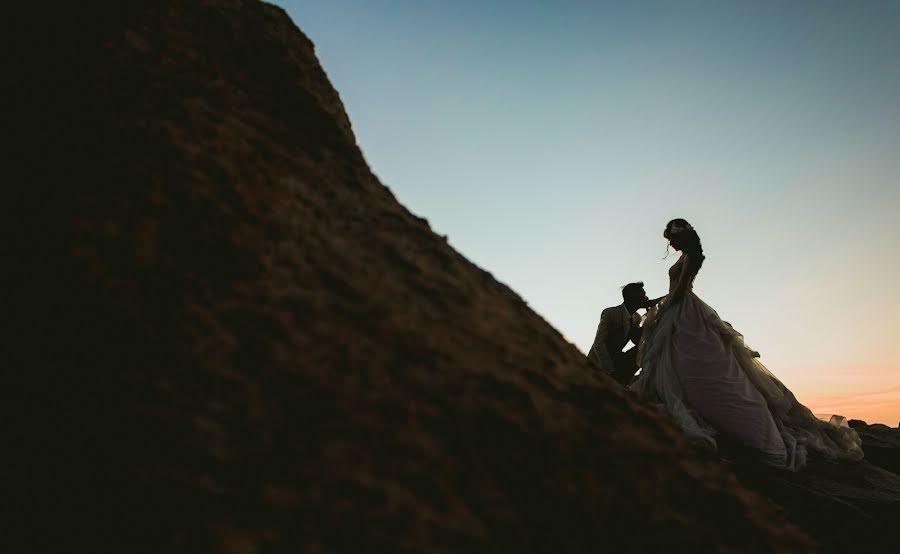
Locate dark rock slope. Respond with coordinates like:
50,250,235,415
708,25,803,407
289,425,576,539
8,1,895,552
727,426,900,553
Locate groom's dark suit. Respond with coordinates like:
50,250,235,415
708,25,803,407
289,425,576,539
587,303,642,385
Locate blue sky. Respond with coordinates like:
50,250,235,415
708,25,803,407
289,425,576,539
273,0,900,422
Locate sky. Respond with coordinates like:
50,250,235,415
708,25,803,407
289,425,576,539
273,0,900,424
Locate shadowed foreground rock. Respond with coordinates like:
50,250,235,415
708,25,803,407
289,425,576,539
8,1,896,552
851,422,900,476
723,424,900,553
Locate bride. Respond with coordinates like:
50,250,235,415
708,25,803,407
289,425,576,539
630,218,863,471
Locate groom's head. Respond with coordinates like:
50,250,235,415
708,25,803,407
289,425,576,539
622,282,649,310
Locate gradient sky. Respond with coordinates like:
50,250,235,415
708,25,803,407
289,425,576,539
274,0,900,424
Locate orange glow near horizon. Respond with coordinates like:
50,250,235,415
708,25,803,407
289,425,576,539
772,364,900,426
807,389,900,426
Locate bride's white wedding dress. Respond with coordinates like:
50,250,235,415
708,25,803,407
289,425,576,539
630,255,863,470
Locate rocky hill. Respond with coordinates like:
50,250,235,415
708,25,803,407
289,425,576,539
9,1,898,552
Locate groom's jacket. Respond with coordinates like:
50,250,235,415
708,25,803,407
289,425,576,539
587,304,642,374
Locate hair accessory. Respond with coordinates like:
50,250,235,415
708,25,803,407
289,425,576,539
668,222,693,234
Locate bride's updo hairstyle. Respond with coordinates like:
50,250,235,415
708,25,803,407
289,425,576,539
664,218,705,274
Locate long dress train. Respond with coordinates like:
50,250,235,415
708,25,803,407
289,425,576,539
630,255,863,471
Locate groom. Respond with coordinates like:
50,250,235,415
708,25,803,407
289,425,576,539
587,282,652,385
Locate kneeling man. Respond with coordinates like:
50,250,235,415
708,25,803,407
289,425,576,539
587,282,652,385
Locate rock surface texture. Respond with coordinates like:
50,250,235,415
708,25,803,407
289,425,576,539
9,1,898,552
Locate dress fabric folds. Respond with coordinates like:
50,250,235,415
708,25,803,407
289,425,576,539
630,256,863,471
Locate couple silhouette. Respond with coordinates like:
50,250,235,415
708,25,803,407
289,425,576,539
587,219,863,471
